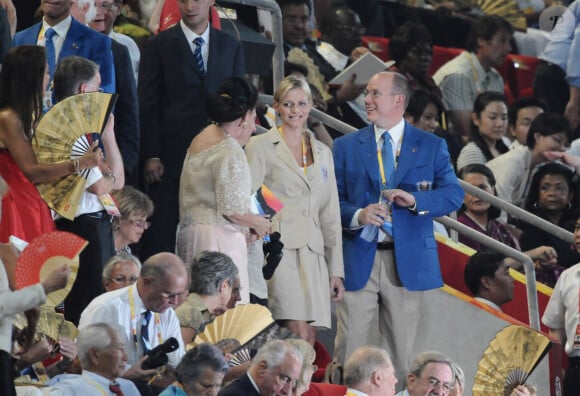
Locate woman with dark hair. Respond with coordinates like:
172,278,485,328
176,77,271,304
0,46,100,243
405,89,461,167
520,163,580,274
456,91,509,170
458,163,559,285
388,22,441,98
487,112,570,210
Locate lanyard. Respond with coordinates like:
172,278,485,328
82,376,110,396
128,286,163,350
279,127,309,175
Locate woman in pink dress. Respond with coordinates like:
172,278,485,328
176,77,271,303
0,46,100,243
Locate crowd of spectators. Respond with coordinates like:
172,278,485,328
2,0,580,394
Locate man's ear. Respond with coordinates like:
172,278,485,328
407,374,417,391
88,347,100,367
480,275,493,291
220,278,231,292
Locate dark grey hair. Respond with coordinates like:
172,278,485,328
175,343,229,386
189,251,238,295
408,351,454,379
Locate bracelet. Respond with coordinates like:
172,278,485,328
71,159,80,173
104,172,116,185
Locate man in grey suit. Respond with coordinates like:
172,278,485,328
219,340,302,396
139,0,245,257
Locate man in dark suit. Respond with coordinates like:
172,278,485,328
138,0,244,257
332,71,463,381
90,0,139,185
14,0,115,94
219,340,301,396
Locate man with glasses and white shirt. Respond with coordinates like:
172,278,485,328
395,352,454,396
79,252,188,394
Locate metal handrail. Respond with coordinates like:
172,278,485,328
437,216,540,330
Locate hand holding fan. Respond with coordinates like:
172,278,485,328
32,92,116,220
15,231,87,307
472,325,551,396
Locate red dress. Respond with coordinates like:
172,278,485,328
0,150,55,243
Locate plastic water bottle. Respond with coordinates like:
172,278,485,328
360,223,379,242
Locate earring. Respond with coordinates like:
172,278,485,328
241,121,247,129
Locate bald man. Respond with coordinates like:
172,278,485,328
79,252,188,383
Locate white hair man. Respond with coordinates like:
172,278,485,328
48,323,140,395
344,345,398,396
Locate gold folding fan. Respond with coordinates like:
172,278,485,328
190,304,274,349
32,92,116,220
472,325,551,396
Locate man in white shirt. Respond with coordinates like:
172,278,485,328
79,252,188,387
542,214,580,395
464,251,514,312
343,346,398,396
395,351,454,396
48,323,140,395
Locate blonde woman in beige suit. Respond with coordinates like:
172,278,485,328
245,75,345,344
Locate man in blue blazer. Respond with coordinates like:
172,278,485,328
14,0,115,94
138,0,244,257
332,71,463,381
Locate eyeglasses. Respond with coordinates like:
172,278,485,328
281,101,309,109
96,2,117,11
128,219,151,229
362,90,403,99
109,275,139,285
275,373,296,388
419,376,454,393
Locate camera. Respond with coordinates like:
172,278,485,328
141,337,179,370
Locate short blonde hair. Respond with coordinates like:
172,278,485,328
112,186,154,229
273,75,312,104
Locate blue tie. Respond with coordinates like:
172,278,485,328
44,28,57,80
193,37,205,75
141,310,152,353
382,131,396,189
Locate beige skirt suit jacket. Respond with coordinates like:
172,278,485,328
245,127,344,328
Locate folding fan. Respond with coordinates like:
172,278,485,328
472,325,552,396
15,231,86,307
251,184,284,218
473,0,526,30
190,304,275,349
32,92,116,220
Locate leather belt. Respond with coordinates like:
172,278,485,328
80,210,115,223
377,241,394,250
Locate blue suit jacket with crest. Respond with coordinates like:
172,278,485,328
14,18,115,94
332,122,463,292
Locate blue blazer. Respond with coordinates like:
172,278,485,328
333,122,464,292
14,18,115,94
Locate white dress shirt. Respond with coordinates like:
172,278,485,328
47,371,140,395
78,285,185,368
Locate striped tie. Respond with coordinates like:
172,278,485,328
193,37,205,75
